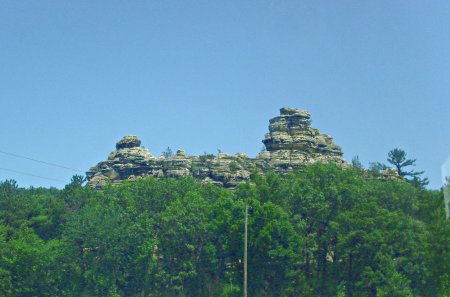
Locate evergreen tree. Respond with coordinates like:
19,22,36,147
382,148,429,187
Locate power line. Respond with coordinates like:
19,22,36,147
0,150,83,173
0,167,67,183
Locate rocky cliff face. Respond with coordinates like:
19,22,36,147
87,107,345,188
263,107,344,173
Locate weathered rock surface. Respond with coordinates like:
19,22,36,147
87,107,345,188
263,107,344,173
116,135,141,149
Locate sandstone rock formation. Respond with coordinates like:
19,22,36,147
263,107,344,173
87,107,345,188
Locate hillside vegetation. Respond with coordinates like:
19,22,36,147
0,163,448,296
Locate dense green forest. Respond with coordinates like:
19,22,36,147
0,163,448,296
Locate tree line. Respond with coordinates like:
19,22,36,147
0,160,448,296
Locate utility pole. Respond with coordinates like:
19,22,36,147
244,205,248,297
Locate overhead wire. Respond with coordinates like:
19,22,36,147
0,167,67,183
0,149,84,184
0,149,83,173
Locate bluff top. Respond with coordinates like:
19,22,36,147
280,107,310,118
116,135,141,150
87,107,344,188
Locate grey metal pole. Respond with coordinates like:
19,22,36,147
244,205,248,297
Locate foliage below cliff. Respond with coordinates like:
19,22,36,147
0,163,448,296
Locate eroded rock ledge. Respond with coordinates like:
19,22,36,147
87,107,345,188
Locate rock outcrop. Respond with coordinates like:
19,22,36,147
87,107,345,188
263,107,344,173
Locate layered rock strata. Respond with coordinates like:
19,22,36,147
263,107,344,173
87,107,345,188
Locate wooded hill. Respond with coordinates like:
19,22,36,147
0,163,448,296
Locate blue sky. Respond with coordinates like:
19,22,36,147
0,1,449,189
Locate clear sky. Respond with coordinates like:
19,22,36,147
1,1,449,189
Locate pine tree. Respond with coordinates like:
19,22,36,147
386,148,429,187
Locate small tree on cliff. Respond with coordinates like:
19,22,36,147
162,147,173,158
386,148,429,187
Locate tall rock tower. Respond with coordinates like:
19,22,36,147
262,107,344,173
